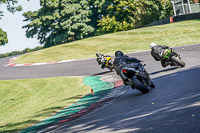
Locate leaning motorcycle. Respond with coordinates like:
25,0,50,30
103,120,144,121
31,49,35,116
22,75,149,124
162,48,185,67
96,53,114,71
120,62,155,94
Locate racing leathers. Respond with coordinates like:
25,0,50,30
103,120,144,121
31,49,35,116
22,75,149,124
113,55,141,85
151,45,169,67
96,53,111,69
101,56,111,69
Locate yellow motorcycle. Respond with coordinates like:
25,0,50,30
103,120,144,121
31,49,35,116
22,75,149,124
96,53,114,71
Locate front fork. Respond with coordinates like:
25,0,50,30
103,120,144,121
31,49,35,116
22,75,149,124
175,52,181,59
171,49,181,59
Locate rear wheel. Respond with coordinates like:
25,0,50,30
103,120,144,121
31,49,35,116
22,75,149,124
131,76,149,94
171,56,185,67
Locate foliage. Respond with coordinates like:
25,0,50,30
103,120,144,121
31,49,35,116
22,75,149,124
22,0,174,47
0,11,3,19
87,0,110,29
97,16,132,34
0,0,22,18
23,0,95,48
0,0,23,46
0,28,8,45
97,0,173,34
0,46,43,58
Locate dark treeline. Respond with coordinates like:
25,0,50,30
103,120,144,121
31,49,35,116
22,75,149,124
0,46,43,58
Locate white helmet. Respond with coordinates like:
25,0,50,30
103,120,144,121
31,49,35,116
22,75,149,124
150,42,157,48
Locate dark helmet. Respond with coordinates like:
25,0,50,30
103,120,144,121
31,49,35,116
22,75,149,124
96,53,100,57
115,51,124,57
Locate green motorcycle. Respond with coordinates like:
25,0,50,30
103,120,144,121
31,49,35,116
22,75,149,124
162,49,185,67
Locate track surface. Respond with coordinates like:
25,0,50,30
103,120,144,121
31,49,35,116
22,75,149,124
1,44,200,133
51,65,200,133
0,44,199,80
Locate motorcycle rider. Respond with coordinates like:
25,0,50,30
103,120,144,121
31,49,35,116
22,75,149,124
150,42,171,67
113,50,143,85
96,53,112,69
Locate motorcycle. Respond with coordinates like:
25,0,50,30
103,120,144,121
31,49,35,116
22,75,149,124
162,48,185,67
96,53,114,71
120,62,155,94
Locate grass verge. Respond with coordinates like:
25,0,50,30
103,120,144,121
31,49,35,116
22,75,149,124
0,77,90,133
15,20,200,64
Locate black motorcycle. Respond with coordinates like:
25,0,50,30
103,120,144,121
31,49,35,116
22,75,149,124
120,62,154,94
162,48,185,67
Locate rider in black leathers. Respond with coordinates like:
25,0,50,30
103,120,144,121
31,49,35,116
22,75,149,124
150,42,170,67
113,51,141,85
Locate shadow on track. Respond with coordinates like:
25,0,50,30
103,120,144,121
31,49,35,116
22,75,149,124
56,65,200,133
150,67,179,75
5,66,200,133
92,71,114,76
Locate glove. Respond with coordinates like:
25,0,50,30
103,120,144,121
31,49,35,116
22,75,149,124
170,48,174,52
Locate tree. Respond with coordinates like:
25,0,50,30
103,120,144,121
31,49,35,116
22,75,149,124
97,0,173,34
0,28,8,45
87,0,110,29
137,0,173,26
97,16,131,34
0,0,22,17
0,0,22,45
23,0,94,48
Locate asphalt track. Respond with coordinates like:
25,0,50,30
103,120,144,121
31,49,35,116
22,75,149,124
1,44,200,133
0,44,199,80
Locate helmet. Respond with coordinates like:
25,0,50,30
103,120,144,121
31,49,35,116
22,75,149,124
96,53,100,57
150,42,157,49
115,51,124,57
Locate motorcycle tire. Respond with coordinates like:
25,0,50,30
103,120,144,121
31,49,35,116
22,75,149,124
171,56,185,67
131,76,149,94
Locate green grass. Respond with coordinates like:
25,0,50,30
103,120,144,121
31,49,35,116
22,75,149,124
15,20,200,64
0,77,90,133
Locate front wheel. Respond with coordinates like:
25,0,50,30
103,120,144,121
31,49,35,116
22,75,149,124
131,76,149,94
171,56,185,67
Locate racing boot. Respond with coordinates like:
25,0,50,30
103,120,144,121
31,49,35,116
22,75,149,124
148,79,155,88
123,79,130,86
